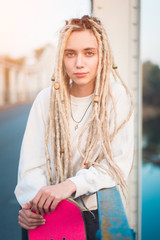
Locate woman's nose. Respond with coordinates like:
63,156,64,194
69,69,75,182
76,54,84,69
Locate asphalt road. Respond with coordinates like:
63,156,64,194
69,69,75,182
0,104,31,240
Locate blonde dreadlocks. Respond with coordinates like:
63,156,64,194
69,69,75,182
44,16,134,195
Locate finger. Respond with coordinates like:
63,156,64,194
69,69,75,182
32,191,43,214
19,221,36,230
50,199,60,212
18,209,46,230
19,210,45,224
36,197,46,216
36,192,52,216
20,209,44,220
43,196,54,214
22,202,32,209
35,189,51,216
18,219,37,230
19,214,46,227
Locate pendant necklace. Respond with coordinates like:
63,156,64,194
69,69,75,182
70,98,92,131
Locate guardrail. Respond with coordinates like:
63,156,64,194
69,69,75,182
96,187,135,240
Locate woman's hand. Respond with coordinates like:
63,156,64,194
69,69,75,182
18,202,46,230
31,180,76,216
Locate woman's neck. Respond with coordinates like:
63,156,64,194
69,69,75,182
70,83,94,97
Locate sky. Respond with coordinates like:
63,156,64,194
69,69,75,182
0,0,91,57
141,0,160,66
0,0,160,66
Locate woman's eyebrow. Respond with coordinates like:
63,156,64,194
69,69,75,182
64,47,97,51
64,49,75,52
84,47,97,50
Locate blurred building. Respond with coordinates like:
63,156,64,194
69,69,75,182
0,44,55,107
92,0,141,239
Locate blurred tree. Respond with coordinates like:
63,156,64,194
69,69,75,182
143,61,160,164
143,61,160,107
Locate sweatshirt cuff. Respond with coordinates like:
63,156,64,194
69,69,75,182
68,174,92,199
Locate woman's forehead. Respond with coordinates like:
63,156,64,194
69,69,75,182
65,30,98,50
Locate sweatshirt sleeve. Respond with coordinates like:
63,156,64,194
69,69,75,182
14,89,50,206
69,84,134,199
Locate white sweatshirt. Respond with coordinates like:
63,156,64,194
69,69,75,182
14,82,134,210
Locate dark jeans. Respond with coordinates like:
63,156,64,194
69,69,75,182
83,209,99,240
22,210,99,240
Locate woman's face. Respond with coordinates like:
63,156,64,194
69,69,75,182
63,30,99,96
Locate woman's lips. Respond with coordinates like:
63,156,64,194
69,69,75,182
74,72,88,78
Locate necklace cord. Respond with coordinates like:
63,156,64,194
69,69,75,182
70,98,92,124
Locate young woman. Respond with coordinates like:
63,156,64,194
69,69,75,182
15,15,134,240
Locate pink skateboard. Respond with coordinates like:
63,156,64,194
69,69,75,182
28,199,86,240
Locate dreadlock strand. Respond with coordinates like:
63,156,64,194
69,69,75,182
55,93,64,182
78,111,96,162
44,83,55,185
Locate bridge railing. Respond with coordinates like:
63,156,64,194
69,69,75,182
96,187,135,240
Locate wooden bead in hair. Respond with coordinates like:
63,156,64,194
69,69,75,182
54,82,60,90
94,95,99,103
112,64,118,69
51,76,55,81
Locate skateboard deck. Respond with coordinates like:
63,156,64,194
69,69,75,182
28,199,86,240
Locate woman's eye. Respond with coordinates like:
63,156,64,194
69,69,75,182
66,52,75,57
86,51,94,56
